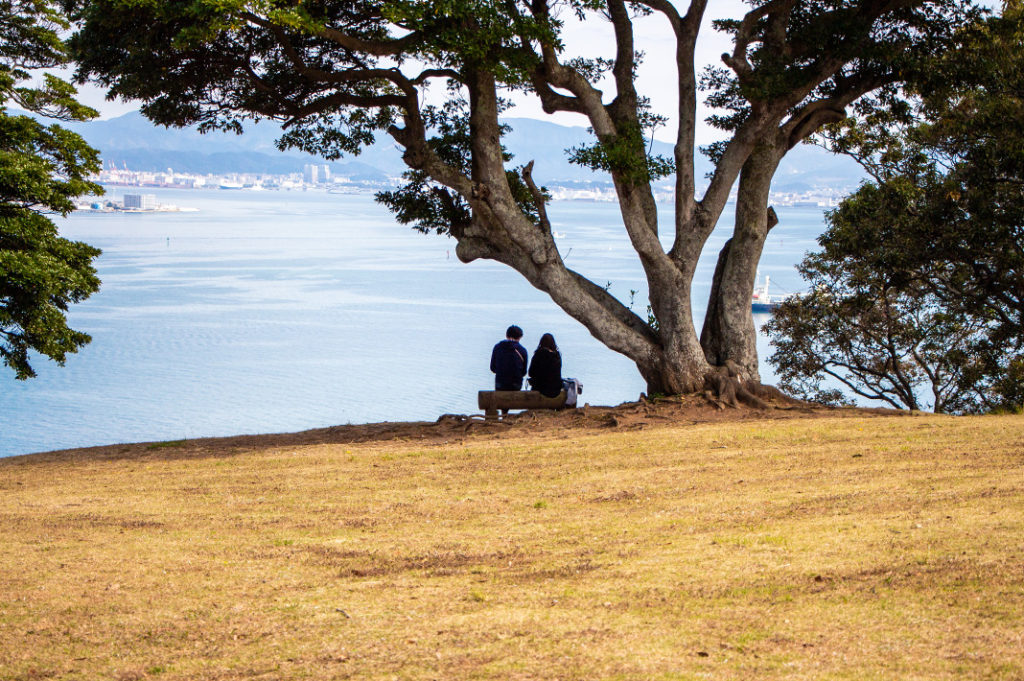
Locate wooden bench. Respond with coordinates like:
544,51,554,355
478,390,568,420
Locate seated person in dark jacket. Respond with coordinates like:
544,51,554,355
490,324,528,390
528,333,564,398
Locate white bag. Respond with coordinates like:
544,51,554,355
562,378,582,407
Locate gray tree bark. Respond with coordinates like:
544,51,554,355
701,142,784,381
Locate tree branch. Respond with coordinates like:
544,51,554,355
527,0,614,133
638,0,707,252
413,68,462,84
242,10,418,57
724,0,797,82
607,0,638,111
280,90,406,126
521,161,552,235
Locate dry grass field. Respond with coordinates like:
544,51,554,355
1,412,1022,680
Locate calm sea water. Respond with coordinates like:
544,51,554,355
0,188,826,457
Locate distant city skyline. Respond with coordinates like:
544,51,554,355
84,161,852,209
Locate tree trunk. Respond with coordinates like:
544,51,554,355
636,346,712,396
637,280,712,396
701,142,782,381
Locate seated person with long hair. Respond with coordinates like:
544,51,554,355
528,333,564,398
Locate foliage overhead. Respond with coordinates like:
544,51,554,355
1,0,103,379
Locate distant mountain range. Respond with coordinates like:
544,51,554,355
32,110,865,191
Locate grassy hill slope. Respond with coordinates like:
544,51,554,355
1,413,1021,680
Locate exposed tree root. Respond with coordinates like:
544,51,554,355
701,363,808,410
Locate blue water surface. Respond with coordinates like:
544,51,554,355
0,188,826,457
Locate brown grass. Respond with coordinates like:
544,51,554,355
1,413,1022,680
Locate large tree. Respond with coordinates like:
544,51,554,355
1,0,102,379
767,1,1024,413
66,0,981,399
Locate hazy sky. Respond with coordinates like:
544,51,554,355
73,1,746,145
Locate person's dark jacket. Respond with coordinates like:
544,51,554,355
528,347,563,397
491,339,528,390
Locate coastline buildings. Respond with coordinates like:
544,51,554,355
75,191,193,213
92,166,371,193
123,193,157,210
303,163,330,185
88,165,851,207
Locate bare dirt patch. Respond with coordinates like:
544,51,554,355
15,395,899,463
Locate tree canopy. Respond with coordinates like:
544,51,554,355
66,0,984,399
766,1,1024,413
1,0,103,379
